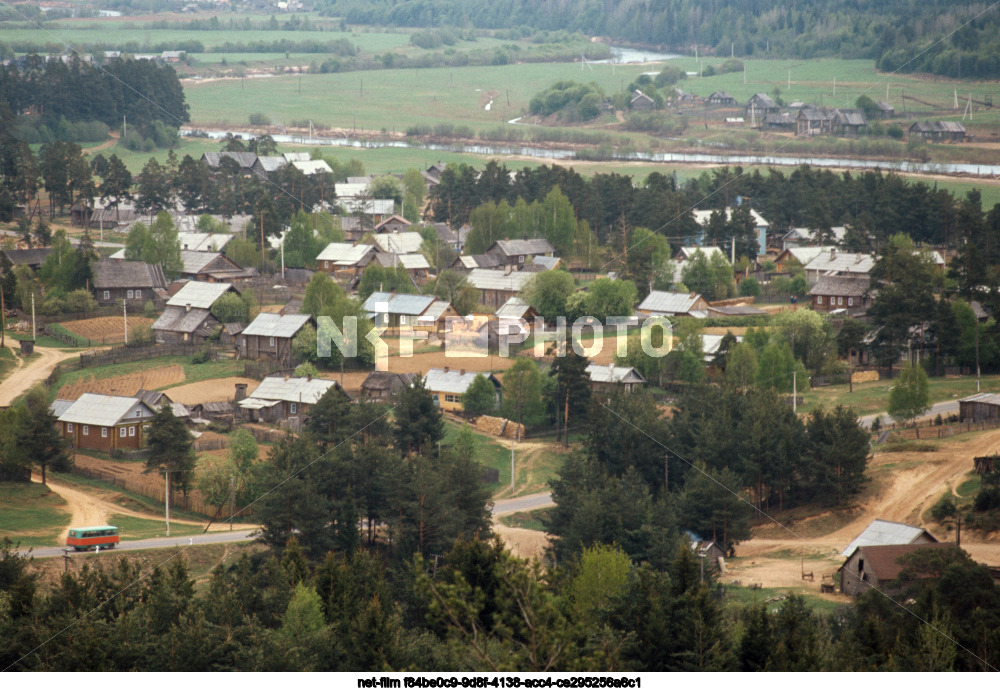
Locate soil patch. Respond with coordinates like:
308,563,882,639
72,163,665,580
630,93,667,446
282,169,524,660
493,522,549,561
61,316,154,340
57,364,185,399
162,376,259,405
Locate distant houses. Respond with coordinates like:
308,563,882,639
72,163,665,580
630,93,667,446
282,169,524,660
152,281,235,344
423,368,501,412
909,120,967,142
238,312,314,365
466,269,534,309
238,375,346,424
91,260,167,307
636,291,709,318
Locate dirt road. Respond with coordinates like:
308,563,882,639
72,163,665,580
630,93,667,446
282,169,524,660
0,338,69,407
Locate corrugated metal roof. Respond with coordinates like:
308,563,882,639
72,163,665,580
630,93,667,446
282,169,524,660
585,363,646,384
242,312,312,338
247,376,339,404
152,306,214,334
804,251,875,275
363,291,435,316
167,281,233,309
491,238,554,256
374,232,424,254
495,297,533,320
418,300,452,322
397,253,430,270
316,242,374,264
49,399,75,418
58,394,153,427
256,155,287,172
841,519,937,556
237,397,280,410
334,182,368,199
637,290,702,315
959,392,1000,406
180,250,223,275
780,246,836,265
424,368,490,394
291,160,333,176
466,269,533,292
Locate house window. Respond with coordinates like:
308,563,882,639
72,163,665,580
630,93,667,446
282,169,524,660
269,337,275,347
445,394,462,403
103,291,110,300
129,426,135,437
518,255,524,263
67,423,73,433
290,403,297,414
135,409,142,417
83,425,89,436
817,296,823,305
127,290,134,299
399,315,407,326
837,297,844,306
135,290,141,299
848,297,854,307
120,426,127,437
102,427,108,438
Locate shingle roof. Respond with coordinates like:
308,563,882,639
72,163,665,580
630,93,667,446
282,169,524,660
180,250,224,275
466,269,533,292
363,291,435,316
167,281,233,309
242,312,312,338
361,371,415,390
316,242,374,264
585,363,646,384
808,276,869,297
58,394,153,427
2,248,53,266
256,155,288,173
841,519,938,557
417,300,452,323
92,260,167,290
457,254,501,270
637,291,703,315
245,376,340,405
152,306,214,334
374,232,424,254
424,368,493,394
490,239,555,256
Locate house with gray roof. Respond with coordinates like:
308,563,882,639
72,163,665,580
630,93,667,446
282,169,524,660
316,242,376,277
486,238,555,269
636,291,709,318
707,90,737,106
585,363,646,396
808,276,871,314
466,269,535,308
372,252,431,278
56,393,157,452
841,519,938,558
239,375,346,424
452,253,502,272
91,260,167,307
201,151,260,175
179,250,253,283
152,281,236,344
361,371,415,403
803,249,875,282
745,93,779,122
238,312,315,365
373,232,424,255
423,367,501,412
362,291,455,332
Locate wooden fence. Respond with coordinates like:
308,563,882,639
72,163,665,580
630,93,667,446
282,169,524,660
78,343,219,369
879,417,1000,440
246,425,294,445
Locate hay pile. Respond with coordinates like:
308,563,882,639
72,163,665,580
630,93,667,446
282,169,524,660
851,370,879,384
475,415,526,440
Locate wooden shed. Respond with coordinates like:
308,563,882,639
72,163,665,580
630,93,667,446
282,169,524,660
959,393,1000,422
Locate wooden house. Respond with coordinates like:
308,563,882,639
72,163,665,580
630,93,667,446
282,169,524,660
375,215,412,234
91,260,167,307
466,269,534,309
909,121,967,142
201,151,259,176
316,242,376,278
373,232,426,255
2,248,53,270
452,253,502,272
630,90,656,111
808,276,870,314
239,313,314,365
636,290,709,318
796,107,834,136
56,393,157,452
423,368,501,413
360,371,415,403
152,281,235,344
361,292,456,333
803,250,875,283
745,93,779,122
707,90,736,106
486,238,555,269
585,363,646,397
959,393,1000,423
838,542,955,596
238,375,346,424
180,250,254,283
372,252,431,279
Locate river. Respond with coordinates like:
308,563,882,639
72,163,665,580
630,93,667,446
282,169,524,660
182,128,1000,177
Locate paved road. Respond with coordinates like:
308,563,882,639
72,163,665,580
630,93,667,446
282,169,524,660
858,400,960,429
23,529,257,559
493,492,554,517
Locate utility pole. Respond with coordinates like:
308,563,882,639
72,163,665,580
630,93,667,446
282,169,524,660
123,300,128,345
976,316,981,392
31,293,35,341
1,284,5,349
165,470,171,537
510,438,515,495
229,476,235,531
664,453,669,493
792,370,797,413
259,211,266,270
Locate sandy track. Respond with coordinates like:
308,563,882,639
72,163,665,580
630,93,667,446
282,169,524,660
493,522,550,561
0,338,68,407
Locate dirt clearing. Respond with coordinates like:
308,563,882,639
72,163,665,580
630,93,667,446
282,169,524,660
163,376,259,405
61,316,155,340
57,364,185,399
493,522,550,561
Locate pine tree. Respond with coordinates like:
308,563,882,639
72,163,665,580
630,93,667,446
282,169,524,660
16,390,71,485
144,404,196,495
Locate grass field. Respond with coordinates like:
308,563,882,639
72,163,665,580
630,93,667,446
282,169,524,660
51,471,208,522
108,513,202,540
0,482,71,547
498,509,551,532
722,583,845,616
0,345,17,382
799,373,1000,417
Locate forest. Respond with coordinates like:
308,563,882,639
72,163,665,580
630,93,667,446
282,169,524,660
318,0,1000,78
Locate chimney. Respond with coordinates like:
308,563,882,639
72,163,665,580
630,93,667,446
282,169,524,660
185,303,191,312
443,366,449,373
460,369,465,375
279,307,286,316
690,291,696,298
830,248,836,260
234,383,247,402
284,373,290,381
306,373,312,381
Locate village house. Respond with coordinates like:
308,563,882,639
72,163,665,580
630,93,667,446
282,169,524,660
91,260,168,307
585,363,646,397
531,256,562,271
290,159,333,176
373,231,424,255
316,242,377,278
486,239,555,269
201,151,260,176
238,312,314,365
909,120,967,142
745,93,779,123
85,208,142,231
423,368,501,412
841,519,939,558
673,245,726,262
636,290,709,318
180,250,254,283
707,90,737,106
56,393,157,452
2,248,53,270
690,207,770,255
372,252,431,279
362,292,457,334
151,281,235,344
466,269,534,309
630,89,656,111
958,393,1000,423
773,246,837,273
803,249,876,283
238,375,346,424
431,222,469,252
375,215,412,234
808,276,871,314
838,542,956,596
452,253,502,272
360,371,415,403
176,231,233,253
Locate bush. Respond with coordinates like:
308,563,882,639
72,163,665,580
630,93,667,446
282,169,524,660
191,344,213,364
143,300,156,318
129,323,153,345
738,277,762,297
248,112,271,126
887,124,904,139
929,495,956,522
974,485,1000,512
63,289,98,313
294,362,319,378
